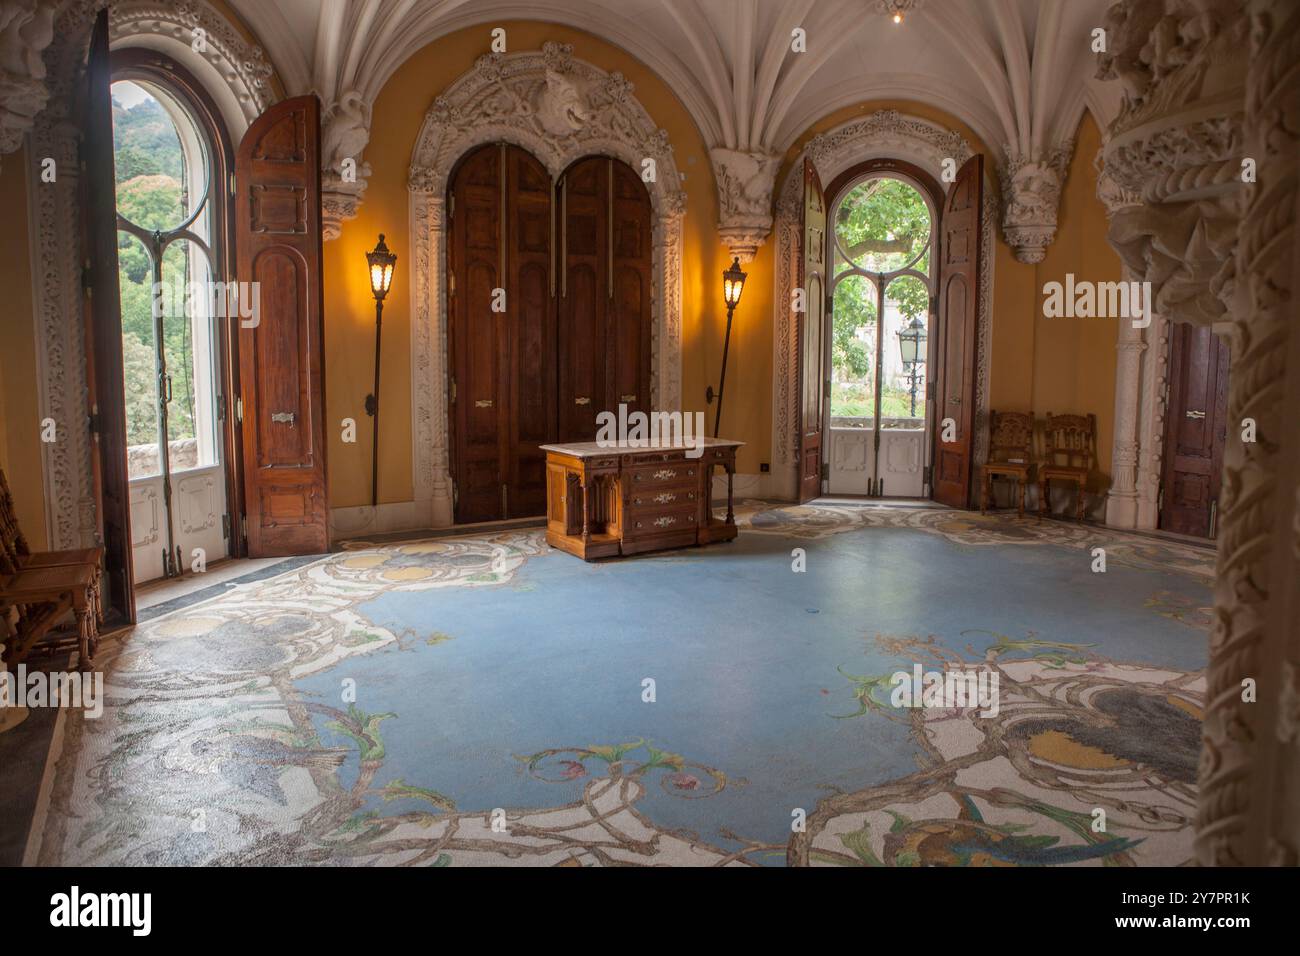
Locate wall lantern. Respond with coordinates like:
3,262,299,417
706,257,748,437
365,234,397,507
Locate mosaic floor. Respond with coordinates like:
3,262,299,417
8,502,1215,866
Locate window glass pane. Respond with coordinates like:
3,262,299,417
833,177,931,274
118,231,161,480
160,239,218,470
830,274,877,421
883,274,929,424
111,80,206,231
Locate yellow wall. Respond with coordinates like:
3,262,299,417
323,21,769,505
0,21,1126,534
0,146,48,549
776,103,1121,483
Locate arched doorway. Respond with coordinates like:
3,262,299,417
446,145,653,524
823,168,938,497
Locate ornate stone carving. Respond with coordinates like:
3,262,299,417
406,43,685,526
320,91,372,241
0,0,55,163
999,143,1073,264
1098,0,1300,865
710,147,780,263
770,110,991,500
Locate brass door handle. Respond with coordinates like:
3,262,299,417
271,411,295,426
575,397,591,405
1186,409,1206,419
475,399,493,408
620,394,636,403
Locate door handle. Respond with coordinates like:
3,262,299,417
271,411,295,426
949,396,962,405
1186,409,1206,419
475,399,493,408
575,396,591,405
620,394,636,403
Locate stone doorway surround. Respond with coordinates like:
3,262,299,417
387,43,686,533
768,110,996,502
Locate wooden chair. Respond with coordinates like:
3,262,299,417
0,467,104,618
1039,412,1097,522
0,466,103,670
980,410,1035,517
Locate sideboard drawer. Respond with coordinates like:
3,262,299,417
625,503,699,537
624,462,700,489
627,486,698,513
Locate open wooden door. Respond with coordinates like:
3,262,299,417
82,9,135,623
1160,322,1229,537
235,95,329,556
797,158,827,502
932,154,983,508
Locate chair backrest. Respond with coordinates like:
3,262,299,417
988,410,1033,464
0,465,32,576
1043,413,1096,470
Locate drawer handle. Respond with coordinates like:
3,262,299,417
575,396,591,405
653,492,676,504
475,399,493,408
653,516,677,527
652,469,676,480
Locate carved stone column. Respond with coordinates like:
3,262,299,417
1199,0,1300,866
1098,0,1300,864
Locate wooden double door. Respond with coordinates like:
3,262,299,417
448,145,652,524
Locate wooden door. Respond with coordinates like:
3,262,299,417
797,159,827,502
608,159,652,417
1160,322,1229,537
932,154,983,509
235,95,329,556
504,146,555,519
81,9,135,623
556,157,607,442
449,144,554,522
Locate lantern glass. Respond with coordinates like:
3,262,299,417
897,317,926,365
366,234,397,301
722,257,747,310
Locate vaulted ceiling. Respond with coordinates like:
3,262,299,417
231,0,1118,158
224,0,1120,261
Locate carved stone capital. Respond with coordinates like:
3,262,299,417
999,143,1073,264
320,91,373,241
709,146,780,263
0,1,56,156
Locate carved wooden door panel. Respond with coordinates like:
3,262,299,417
82,9,135,621
504,146,555,519
449,144,554,522
1160,322,1229,537
932,154,983,509
608,159,652,418
556,157,607,443
797,158,827,502
235,95,329,556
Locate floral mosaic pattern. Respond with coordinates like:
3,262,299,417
18,504,1215,867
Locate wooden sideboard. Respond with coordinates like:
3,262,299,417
540,438,743,560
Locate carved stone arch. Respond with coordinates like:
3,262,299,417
769,110,996,501
27,0,276,550
405,43,686,528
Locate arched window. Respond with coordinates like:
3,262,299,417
829,175,934,425
110,54,233,582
